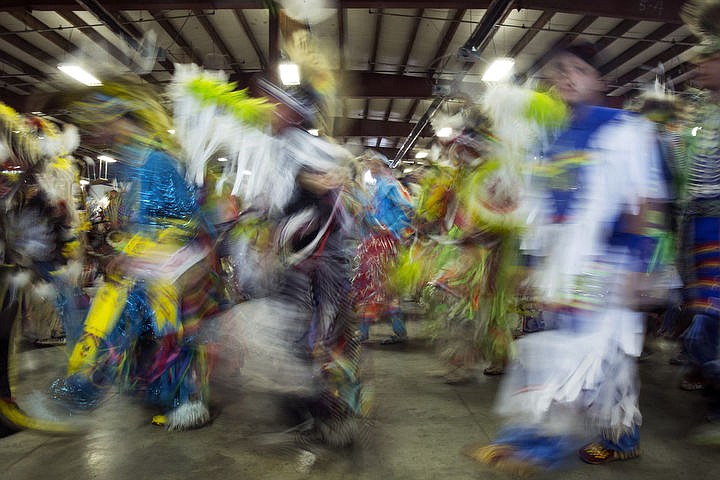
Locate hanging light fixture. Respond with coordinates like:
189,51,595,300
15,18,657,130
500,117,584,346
278,62,301,86
482,58,515,82
58,64,102,86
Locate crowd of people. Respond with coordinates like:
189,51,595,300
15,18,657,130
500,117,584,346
2,0,720,473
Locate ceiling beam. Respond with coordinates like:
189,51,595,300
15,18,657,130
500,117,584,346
520,15,598,80
513,0,684,24
345,72,436,97
0,49,48,81
427,9,466,79
379,8,423,147
268,10,279,71
458,0,515,61
0,24,60,68
594,19,637,52
362,7,384,134
507,10,554,57
111,10,176,73
192,9,243,76
598,24,684,76
0,78,33,97
333,117,433,138
1,1,687,23
400,8,465,150
613,35,696,89
75,0,141,50
56,10,154,81
396,0,515,165
150,10,203,65
4,0,688,23
234,9,267,71
8,10,76,54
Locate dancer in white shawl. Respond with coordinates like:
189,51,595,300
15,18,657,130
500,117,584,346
466,42,669,471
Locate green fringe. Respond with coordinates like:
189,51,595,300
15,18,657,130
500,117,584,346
186,77,275,127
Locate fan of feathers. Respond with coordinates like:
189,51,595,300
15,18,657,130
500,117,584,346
681,0,720,40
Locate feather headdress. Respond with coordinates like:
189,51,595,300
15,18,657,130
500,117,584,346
681,0,720,56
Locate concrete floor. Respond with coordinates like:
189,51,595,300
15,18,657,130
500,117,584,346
1,321,718,480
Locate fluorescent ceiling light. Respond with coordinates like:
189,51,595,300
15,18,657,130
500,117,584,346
436,127,453,138
278,62,301,86
414,151,428,159
58,64,102,86
217,157,228,162
98,155,116,163
482,58,515,82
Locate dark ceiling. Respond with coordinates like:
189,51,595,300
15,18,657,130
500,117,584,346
0,1,701,162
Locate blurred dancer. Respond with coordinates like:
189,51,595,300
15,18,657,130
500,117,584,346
675,0,720,443
51,83,222,430
407,92,564,384
466,43,668,471
0,104,83,432
353,153,414,344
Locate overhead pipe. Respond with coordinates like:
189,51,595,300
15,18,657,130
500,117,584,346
392,0,514,166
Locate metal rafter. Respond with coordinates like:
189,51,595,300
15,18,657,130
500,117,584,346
110,10,176,74
507,10,554,57
613,34,696,93
400,8,465,147
334,117,433,138
665,61,698,93
0,1,688,23
362,9,384,145
0,24,59,68
598,24,684,76
520,15,599,80
8,10,76,54
594,19,637,52
56,10,154,81
268,11,279,71
0,49,48,81
0,77,33,96
150,10,203,65
395,0,514,165
427,9,466,79
378,8,423,147
192,9,242,76
75,0,141,49
233,9,267,70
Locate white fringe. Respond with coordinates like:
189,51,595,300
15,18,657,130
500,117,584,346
165,401,210,431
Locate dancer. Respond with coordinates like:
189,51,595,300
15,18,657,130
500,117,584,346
353,152,414,344
466,42,668,471
0,104,83,432
674,0,720,443
51,82,223,430
407,89,564,383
